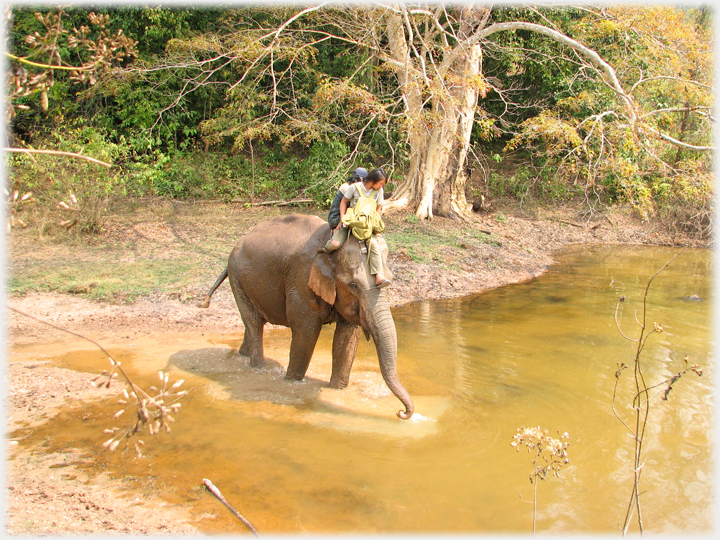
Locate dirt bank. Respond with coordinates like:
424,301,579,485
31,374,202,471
5,202,705,535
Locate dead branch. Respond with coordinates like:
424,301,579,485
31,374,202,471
250,198,313,207
546,217,600,229
203,479,260,536
4,147,112,167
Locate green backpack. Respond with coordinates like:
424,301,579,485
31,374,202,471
341,188,385,241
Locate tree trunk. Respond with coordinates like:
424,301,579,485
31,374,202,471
434,40,482,219
382,7,485,220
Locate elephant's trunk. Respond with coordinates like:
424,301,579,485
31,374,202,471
364,286,414,419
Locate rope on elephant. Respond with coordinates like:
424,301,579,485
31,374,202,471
202,478,261,536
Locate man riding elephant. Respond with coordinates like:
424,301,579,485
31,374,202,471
198,210,413,420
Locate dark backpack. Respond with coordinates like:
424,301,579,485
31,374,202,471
327,188,346,229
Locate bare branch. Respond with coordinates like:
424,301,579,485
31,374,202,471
5,51,99,72
649,129,715,152
268,2,332,43
476,21,637,124
4,147,112,167
203,479,260,536
631,75,713,93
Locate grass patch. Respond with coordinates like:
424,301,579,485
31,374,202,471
464,229,502,248
9,255,210,303
386,224,451,263
387,220,501,263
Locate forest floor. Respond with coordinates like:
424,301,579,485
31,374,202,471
4,199,708,534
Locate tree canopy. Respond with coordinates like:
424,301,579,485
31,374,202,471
5,3,714,232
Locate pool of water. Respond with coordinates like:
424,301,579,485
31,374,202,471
10,245,715,533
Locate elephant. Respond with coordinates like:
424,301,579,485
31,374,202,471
198,213,414,419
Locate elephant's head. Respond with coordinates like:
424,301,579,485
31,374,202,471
308,234,414,419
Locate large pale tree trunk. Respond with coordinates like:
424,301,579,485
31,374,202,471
382,6,486,220
433,42,482,219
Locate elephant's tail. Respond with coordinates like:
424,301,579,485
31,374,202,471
196,267,228,308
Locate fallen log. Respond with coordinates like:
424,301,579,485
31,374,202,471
249,199,314,207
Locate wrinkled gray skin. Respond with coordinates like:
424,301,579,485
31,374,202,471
199,214,414,419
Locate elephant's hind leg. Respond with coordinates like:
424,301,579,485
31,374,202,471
238,334,253,357
230,284,266,368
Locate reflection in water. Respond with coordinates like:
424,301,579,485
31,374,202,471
11,245,714,533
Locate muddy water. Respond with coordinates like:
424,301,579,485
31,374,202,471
10,245,714,533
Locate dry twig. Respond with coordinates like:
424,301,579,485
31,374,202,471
611,249,703,535
8,306,197,456
203,479,260,536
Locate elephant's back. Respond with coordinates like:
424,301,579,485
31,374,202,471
228,214,331,324
238,214,328,257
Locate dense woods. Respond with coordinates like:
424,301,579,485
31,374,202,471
4,4,714,237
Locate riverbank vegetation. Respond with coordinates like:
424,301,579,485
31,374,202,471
5,4,714,242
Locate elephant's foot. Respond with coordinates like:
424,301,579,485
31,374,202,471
284,371,305,382
328,377,350,390
237,342,264,366
249,357,265,368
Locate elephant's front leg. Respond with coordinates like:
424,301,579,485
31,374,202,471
285,320,323,381
329,319,361,389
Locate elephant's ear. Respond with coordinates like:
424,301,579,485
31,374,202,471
309,252,336,305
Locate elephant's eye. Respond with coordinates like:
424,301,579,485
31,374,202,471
350,282,358,289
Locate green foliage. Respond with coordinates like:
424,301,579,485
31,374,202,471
7,125,133,234
106,6,226,58
113,140,348,203
486,164,575,204
149,152,255,200
133,140,351,203
488,170,532,200
285,140,349,203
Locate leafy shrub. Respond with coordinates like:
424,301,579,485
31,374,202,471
286,140,349,205
7,125,131,234
653,162,714,238
486,164,576,204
